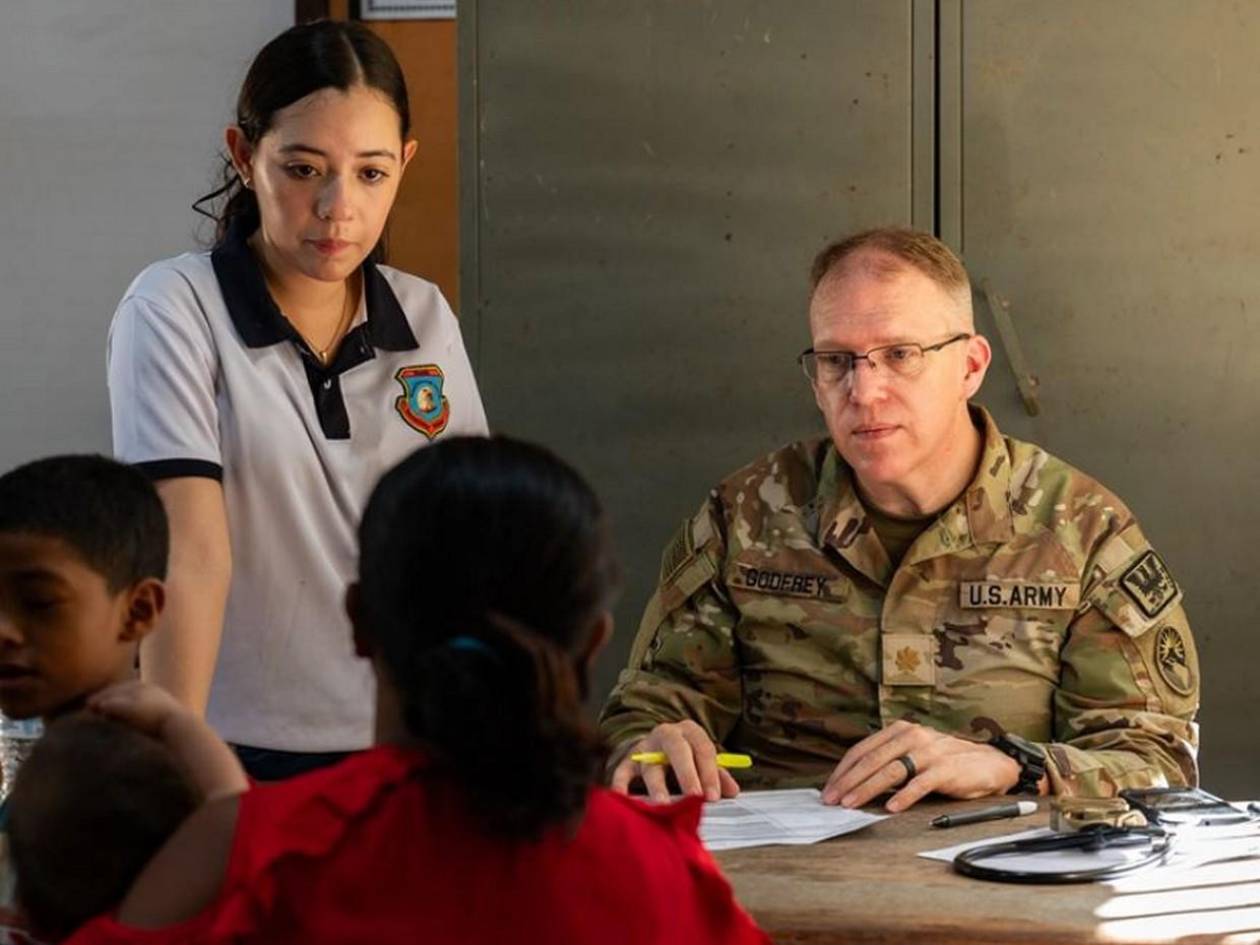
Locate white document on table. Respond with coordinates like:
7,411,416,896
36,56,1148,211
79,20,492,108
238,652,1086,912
1104,803,1260,891
700,788,887,851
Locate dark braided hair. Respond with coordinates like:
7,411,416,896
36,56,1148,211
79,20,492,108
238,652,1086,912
357,436,620,839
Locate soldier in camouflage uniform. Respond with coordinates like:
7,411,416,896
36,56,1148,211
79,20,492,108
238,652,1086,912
599,228,1199,812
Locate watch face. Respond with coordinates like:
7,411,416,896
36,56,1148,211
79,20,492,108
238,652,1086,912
1002,733,1046,761
996,734,1047,794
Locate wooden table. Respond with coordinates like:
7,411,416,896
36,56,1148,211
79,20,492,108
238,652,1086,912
715,797,1260,945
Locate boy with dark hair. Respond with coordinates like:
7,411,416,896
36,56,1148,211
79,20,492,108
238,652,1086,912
0,455,168,722
0,456,248,940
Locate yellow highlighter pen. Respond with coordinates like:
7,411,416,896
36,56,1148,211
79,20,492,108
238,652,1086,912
630,751,753,769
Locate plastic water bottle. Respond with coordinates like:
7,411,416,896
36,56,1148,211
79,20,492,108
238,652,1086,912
0,713,42,801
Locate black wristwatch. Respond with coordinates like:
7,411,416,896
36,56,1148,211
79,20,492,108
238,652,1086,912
991,733,1047,795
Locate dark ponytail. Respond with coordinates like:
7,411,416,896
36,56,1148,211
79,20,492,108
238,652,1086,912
400,615,604,838
194,20,410,253
358,437,620,839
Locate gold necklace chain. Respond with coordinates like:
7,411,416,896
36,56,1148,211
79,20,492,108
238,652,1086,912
311,281,356,365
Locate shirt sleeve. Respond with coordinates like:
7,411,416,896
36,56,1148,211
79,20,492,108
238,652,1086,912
437,293,489,437
598,496,743,759
1044,520,1201,795
107,289,223,481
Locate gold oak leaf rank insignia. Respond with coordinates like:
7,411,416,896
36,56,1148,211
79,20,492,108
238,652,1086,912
895,647,921,675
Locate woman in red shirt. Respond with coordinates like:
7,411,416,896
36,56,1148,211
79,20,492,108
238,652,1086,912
69,436,769,945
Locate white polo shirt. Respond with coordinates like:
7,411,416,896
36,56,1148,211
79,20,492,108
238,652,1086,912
107,225,488,751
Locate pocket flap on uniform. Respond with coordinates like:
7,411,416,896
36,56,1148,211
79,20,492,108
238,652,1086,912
664,551,719,609
630,550,720,669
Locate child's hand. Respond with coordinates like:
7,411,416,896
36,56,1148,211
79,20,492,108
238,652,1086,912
91,680,249,801
87,680,190,738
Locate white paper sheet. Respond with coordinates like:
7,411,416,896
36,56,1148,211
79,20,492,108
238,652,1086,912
700,788,887,851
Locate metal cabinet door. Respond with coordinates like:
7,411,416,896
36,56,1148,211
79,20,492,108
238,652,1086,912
464,1,927,697
952,0,1260,794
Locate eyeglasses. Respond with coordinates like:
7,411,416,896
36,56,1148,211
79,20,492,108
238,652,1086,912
797,333,972,386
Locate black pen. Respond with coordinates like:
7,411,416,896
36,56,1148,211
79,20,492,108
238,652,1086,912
931,800,1037,829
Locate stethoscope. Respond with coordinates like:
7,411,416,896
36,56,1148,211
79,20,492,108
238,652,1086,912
952,824,1173,884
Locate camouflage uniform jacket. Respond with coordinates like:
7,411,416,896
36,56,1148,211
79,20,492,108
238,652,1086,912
600,407,1200,795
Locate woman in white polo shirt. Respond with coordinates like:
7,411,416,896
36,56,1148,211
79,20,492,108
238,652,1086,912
107,21,487,779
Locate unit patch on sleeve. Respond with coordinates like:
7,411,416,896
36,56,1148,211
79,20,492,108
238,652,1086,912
959,580,1080,610
661,523,696,584
394,364,450,439
1119,551,1178,619
1154,625,1195,695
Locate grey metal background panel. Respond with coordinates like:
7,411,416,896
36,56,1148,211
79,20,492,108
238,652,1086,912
457,0,483,363
910,0,937,231
936,0,963,249
954,1,1259,795
468,1,917,700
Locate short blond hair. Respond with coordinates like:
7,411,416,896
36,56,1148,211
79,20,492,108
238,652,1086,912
810,227,971,304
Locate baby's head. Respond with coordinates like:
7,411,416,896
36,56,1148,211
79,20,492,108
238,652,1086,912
0,455,167,720
8,713,198,940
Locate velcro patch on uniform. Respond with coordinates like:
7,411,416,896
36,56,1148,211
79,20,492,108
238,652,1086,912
661,524,695,584
729,565,842,601
959,581,1080,610
1119,551,1178,619
882,634,935,687
1154,625,1194,696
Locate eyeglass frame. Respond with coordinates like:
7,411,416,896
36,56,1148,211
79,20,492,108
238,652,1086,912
796,332,973,385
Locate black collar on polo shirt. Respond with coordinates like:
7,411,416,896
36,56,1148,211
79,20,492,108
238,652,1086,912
210,219,419,354
210,220,419,441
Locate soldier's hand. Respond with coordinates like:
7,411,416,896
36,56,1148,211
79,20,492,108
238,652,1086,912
821,720,1027,812
609,720,741,803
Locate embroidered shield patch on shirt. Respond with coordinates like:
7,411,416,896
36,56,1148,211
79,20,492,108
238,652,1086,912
1120,551,1178,619
394,364,450,439
882,634,935,687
